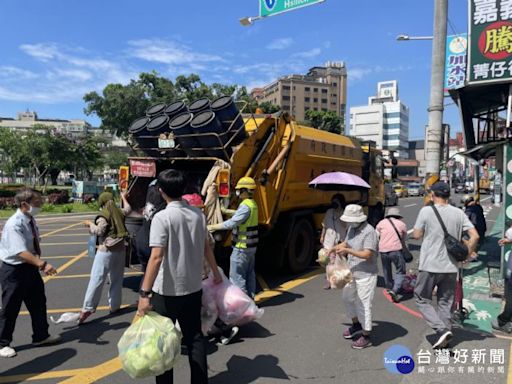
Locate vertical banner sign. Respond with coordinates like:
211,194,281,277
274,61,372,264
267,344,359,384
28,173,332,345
444,34,468,94
468,0,512,84
119,165,129,191
503,144,512,277
259,0,325,18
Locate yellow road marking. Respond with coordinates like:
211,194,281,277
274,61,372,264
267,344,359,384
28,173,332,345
0,368,88,383
49,271,142,280
42,242,86,246
43,255,85,260
41,233,89,237
41,222,83,238
20,304,134,316
59,268,323,384
43,250,87,283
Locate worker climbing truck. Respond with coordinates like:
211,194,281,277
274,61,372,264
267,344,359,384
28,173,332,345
124,98,384,273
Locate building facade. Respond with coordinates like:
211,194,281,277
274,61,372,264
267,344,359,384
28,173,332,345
0,110,91,138
255,62,347,131
349,81,409,158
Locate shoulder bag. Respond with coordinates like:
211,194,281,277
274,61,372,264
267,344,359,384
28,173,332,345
431,205,468,262
387,218,413,263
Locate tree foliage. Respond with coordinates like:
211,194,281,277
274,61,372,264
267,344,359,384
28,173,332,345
305,110,342,134
258,101,281,114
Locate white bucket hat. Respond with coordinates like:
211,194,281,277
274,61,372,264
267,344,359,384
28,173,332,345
385,207,402,218
340,204,367,223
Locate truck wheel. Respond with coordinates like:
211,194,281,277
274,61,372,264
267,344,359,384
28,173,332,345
287,219,315,274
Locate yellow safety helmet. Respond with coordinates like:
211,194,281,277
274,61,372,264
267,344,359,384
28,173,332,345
235,177,256,190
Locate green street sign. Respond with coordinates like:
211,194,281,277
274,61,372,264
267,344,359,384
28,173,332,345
259,0,325,18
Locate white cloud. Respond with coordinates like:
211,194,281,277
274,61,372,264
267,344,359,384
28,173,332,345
349,67,373,81
292,48,322,58
266,38,294,50
349,64,415,82
127,39,223,65
20,43,60,61
0,66,38,80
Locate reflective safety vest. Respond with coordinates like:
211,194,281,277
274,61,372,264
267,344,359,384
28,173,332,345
232,199,259,249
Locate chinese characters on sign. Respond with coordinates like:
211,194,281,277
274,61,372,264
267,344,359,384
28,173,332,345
445,34,468,93
415,348,506,375
469,0,512,84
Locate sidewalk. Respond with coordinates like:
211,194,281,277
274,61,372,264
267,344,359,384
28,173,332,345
460,204,504,334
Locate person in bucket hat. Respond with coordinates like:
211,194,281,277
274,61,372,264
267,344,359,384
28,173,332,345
376,207,408,303
332,204,378,350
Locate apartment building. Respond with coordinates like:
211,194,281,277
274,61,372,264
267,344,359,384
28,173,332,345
255,61,348,131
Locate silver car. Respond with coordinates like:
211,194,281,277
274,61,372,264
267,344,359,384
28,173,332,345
407,183,424,197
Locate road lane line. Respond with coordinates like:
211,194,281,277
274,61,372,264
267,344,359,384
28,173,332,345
49,271,143,280
404,203,417,208
0,368,88,383
40,233,89,237
40,222,84,238
44,255,85,259
42,242,86,246
43,250,87,283
20,304,134,316
382,289,423,319
59,268,324,384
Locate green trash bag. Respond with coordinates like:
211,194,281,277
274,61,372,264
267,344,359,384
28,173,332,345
118,311,182,379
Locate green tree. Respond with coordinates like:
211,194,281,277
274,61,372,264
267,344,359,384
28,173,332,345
103,150,128,170
258,101,281,114
305,110,342,134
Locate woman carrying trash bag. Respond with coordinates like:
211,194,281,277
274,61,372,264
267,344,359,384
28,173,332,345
79,192,131,324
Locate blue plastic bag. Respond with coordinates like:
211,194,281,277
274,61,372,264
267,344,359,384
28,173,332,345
88,234,97,258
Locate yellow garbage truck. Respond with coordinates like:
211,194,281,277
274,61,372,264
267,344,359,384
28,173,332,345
125,112,384,273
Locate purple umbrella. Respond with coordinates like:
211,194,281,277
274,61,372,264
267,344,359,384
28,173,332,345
309,172,371,191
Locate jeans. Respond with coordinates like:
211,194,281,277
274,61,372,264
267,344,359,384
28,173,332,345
414,271,456,332
498,278,512,324
82,248,125,312
380,250,406,293
230,247,256,298
152,291,207,384
0,263,50,347
342,274,378,332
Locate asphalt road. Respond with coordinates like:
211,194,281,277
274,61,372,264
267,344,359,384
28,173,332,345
0,198,510,384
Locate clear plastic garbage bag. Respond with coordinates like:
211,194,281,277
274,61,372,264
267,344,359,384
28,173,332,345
201,279,218,335
326,255,352,289
118,311,182,379
50,312,80,324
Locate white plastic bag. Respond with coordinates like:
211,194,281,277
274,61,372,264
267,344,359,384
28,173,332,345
326,255,352,289
201,279,218,335
118,311,181,379
50,312,80,324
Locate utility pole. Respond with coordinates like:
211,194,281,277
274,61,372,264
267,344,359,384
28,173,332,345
425,0,448,187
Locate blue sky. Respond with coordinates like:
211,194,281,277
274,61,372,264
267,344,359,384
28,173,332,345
0,0,467,139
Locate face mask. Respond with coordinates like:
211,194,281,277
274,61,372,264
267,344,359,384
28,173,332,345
143,203,155,220
29,206,41,216
235,190,241,197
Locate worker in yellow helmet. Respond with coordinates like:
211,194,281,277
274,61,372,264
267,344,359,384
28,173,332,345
208,176,259,298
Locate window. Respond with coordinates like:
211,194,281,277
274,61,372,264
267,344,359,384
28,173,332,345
282,105,290,111
314,98,318,102
305,87,310,92
321,98,328,103
282,96,290,101
305,97,310,102
332,94,337,98
314,88,318,92
321,89,328,94
322,108,328,112
332,82,338,87
304,107,310,114
293,86,296,90
282,85,290,91
314,107,318,111
331,102,337,106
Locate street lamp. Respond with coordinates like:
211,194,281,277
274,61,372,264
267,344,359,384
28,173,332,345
239,16,262,26
396,34,433,41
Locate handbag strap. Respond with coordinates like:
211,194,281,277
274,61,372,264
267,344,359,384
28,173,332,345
387,218,403,242
430,205,449,236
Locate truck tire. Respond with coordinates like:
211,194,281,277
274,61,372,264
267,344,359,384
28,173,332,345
286,219,315,274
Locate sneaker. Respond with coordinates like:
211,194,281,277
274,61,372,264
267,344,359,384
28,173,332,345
33,335,62,346
491,319,512,334
351,335,372,349
343,323,363,339
78,311,93,325
432,330,453,349
220,326,239,345
0,346,16,358
388,290,400,303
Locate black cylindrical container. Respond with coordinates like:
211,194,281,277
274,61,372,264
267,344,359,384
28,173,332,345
129,116,152,150
145,102,166,117
170,112,205,157
191,111,231,158
211,95,246,145
164,101,187,120
188,98,211,114
147,115,170,136
144,115,180,157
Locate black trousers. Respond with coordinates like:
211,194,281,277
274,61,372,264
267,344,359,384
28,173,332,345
498,278,512,324
0,263,50,347
151,290,207,384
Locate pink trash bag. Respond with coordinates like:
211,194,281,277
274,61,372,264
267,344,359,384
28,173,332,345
200,280,218,335
326,255,352,289
203,268,263,326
